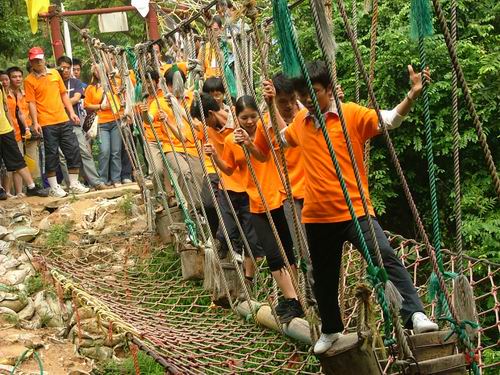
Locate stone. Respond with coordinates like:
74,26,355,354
100,226,116,236
69,370,91,375
12,226,39,242
0,293,28,312
0,268,29,285
2,258,20,270
18,298,35,320
78,346,113,361
0,306,17,319
0,226,9,239
33,291,64,327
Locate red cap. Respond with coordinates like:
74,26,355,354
28,47,45,60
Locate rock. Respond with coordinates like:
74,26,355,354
100,226,116,236
0,240,10,253
0,292,28,312
0,265,5,277
20,316,42,329
18,298,35,320
0,306,18,323
12,226,39,242
2,258,21,270
38,216,51,231
33,291,64,327
69,370,91,375
0,268,28,285
0,364,15,372
0,226,8,239
78,346,113,361
77,338,105,348
3,234,15,242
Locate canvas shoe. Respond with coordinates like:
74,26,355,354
277,298,304,324
69,181,90,194
313,333,342,355
412,312,439,334
122,178,133,184
26,186,48,197
49,185,68,198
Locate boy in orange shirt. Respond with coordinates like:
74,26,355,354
259,61,438,354
24,47,88,197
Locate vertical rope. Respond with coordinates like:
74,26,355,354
352,0,360,104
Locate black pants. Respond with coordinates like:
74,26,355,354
216,190,264,258
305,217,424,333
201,173,220,238
42,122,81,173
0,131,26,171
252,206,295,272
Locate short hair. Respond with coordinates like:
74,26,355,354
164,66,186,86
190,92,220,121
272,73,295,95
57,55,72,66
146,69,160,83
6,67,23,78
211,15,223,28
202,77,224,94
72,58,82,67
0,70,7,77
292,61,331,93
235,95,258,116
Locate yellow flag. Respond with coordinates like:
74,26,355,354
25,0,50,34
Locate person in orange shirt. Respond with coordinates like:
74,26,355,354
24,47,88,198
84,63,123,187
199,16,224,79
261,61,438,354
191,93,264,281
4,67,32,196
204,95,303,323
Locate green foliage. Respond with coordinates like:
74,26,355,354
24,275,44,296
118,194,134,218
96,351,164,375
45,223,71,247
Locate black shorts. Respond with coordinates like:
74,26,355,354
0,131,26,172
42,122,82,172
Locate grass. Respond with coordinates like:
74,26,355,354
39,312,53,328
2,312,20,328
24,274,44,295
118,194,134,218
45,223,71,247
94,351,164,375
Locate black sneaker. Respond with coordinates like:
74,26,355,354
278,298,304,324
26,186,49,197
0,188,6,200
275,297,288,316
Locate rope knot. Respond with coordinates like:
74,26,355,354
243,0,259,21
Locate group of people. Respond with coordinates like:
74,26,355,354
0,9,441,356
0,48,135,200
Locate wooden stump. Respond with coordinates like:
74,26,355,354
180,245,205,280
155,207,183,244
255,305,312,345
407,331,457,362
319,332,382,375
213,261,243,302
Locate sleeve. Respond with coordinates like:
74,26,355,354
380,108,405,130
83,86,94,108
74,79,84,97
24,78,35,103
254,124,271,155
57,73,67,94
222,137,236,170
283,117,300,148
353,103,379,142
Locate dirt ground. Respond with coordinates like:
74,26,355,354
0,318,93,375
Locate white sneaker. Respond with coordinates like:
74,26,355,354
49,185,68,198
69,181,90,194
412,312,439,334
122,178,133,184
314,332,341,355
113,182,122,188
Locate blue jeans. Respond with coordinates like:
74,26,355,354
98,121,122,184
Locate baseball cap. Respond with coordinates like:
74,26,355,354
28,47,45,60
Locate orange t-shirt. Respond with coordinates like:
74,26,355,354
160,62,188,77
83,85,121,124
254,113,305,200
143,93,168,144
284,103,379,223
222,122,286,213
6,90,31,142
202,44,222,79
24,69,68,126
197,124,233,179
148,93,199,157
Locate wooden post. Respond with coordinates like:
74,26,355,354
146,3,160,40
319,332,382,375
48,5,64,59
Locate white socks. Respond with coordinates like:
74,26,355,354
27,182,35,189
68,174,79,187
47,176,58,188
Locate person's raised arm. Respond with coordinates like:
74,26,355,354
262,79,287,132
203,143,234,175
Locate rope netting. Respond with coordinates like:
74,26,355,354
29,231,499,374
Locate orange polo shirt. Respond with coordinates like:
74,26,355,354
6,90,31,142
148,93,199,157
284,102,379,223
83,85,121,124
222,122,286,213
24,69,68,126
254,113,305,200
197,124,233,178
202,43,222,79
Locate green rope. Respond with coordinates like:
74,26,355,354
272,0,394,341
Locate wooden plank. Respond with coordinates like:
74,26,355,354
408,353,467,375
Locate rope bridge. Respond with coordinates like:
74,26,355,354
30,232,499,374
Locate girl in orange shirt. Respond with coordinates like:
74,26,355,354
205,95,304,323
